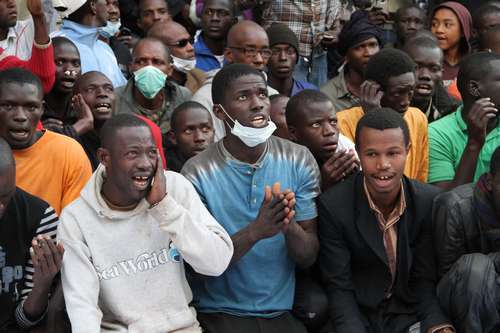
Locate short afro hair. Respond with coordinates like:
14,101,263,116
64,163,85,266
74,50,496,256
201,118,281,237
286,90,333,127
0,68,43,99
403,34,440,52
100,114,151,150
457,51,500,97
170,101,210,132
211,63,266,106
365,48,416,89
355,107,410,150
491,146,500,175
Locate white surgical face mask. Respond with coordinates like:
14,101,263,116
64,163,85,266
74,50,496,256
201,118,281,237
99,20,121,39
171,55,196,73
218,104,276,147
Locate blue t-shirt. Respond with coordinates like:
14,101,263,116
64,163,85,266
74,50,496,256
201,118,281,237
291,79,318,96
181,136,320,317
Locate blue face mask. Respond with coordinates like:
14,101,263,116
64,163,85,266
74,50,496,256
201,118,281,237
98,20,121,39
133,66,167,99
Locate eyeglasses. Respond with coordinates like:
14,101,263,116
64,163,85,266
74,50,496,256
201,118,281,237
229,46,272,59
271,47,296,57
168,38,194,48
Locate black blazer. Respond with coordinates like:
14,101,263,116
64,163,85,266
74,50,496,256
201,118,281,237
318,172,448,333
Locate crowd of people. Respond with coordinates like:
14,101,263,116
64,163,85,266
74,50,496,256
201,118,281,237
0,0,499,332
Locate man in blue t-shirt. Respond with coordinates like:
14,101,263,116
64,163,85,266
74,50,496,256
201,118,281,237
182,63,320,333
266,24,318,97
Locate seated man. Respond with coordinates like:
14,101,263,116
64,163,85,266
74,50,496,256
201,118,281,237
0,138,62,331
148,21,207,94
164,101,215,172
0,68,92,214
392,4,426,49
192,20,279,141
116,37,192,133
428,52,500,190
403,35,460,122
433,146,500,333
320,11,382,112
53,0,126,87
319,108,453,333
58,114,233,332
182,64,320,333
270,94,289,139
286,90,358,190
337,48,429,182
266,24,317,97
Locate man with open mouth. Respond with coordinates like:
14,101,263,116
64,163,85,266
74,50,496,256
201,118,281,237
0,68,92,215
318,108,454,333
58,113,233,332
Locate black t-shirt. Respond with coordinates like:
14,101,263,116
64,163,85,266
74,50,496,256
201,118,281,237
0,188,58,331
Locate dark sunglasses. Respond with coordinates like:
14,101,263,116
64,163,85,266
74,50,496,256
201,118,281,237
168,38,194,48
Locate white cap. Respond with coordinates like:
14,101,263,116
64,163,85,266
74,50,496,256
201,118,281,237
53,0,87,17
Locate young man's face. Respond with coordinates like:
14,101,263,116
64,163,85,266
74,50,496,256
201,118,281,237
0,82,43,150
130,40,172,75
0,0,17,30
77,73,115,122
54,42,81,94
381,72,415,114
201,0,234,41
270,96,289,139
288,100,339,162
99,126,158,205
216,74,270,130
405,46,443,102
476,59,500,110
138,0,171,33
477,12,500,36
106,0,120,23
173,107,214,159
431,8,462,52
268,43,297,80
166,27,195,60
357,127,408,200
0,164,15,219
346,37,380,74
395,7,425,42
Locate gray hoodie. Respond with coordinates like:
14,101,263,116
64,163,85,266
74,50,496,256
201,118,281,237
58,165,233,333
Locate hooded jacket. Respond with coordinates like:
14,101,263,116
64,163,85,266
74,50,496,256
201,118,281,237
52,20,127,88
58,165,233,333
431,2,472,82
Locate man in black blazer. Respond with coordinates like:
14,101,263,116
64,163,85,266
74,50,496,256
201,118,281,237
318,108,453,333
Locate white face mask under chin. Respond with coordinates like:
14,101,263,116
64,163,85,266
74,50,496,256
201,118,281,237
218,104,276,147
171,56,196,73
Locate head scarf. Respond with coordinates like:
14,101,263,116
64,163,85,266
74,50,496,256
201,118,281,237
337,10,384,56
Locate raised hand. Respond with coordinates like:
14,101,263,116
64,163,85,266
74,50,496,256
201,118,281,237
321,149,359,190
360,80,383,113
146,151,167,206
465,97,498,146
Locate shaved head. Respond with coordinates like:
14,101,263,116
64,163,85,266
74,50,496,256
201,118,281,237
227,20,268,46
74,71,111,93
148,21,188,45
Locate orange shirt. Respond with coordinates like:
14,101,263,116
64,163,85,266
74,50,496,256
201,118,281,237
13,130,92,214
337,107,429,182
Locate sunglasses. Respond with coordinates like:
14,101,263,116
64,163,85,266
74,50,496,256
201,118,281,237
168,38,194,48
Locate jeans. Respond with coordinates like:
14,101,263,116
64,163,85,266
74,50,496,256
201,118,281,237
294,51,328,87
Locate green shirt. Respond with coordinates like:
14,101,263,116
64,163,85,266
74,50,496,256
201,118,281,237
428,106,500,183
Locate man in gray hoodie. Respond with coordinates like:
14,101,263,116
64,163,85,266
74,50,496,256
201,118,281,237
58,114,233,333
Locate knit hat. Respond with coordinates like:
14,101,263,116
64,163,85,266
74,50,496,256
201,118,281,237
337,10,384,56
266,23,299,56
52,0,87,17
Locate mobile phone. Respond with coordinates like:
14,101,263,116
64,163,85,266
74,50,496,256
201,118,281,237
119,27,132,37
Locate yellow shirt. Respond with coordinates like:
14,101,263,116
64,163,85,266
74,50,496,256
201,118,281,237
337,107,429,182
14,130,92,214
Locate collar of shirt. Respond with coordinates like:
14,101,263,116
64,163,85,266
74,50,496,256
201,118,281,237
456,105,500,137
363,177,406,228
219,139,269,169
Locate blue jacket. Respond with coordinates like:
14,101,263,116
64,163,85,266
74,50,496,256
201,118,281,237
194,33,224,72
53,20,126,88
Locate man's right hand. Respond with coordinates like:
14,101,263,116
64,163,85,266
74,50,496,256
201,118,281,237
360,80,383,113
249,183,291,242
465,97,498,146
71,94,94,136
42,118,64,133
321,149,359,189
